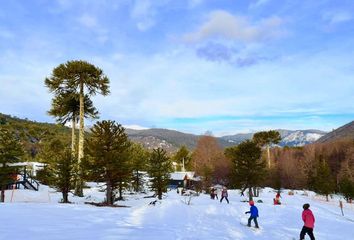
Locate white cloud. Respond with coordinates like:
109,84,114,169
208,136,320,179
183,10,284,43
130,0,156,31
249,0,271,9
123,124,149,130
322,11,352,24
188,0,203,8
78,13,98,28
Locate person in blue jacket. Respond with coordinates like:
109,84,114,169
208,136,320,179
245,200,259,228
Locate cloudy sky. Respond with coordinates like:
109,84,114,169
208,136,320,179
0,0,354,136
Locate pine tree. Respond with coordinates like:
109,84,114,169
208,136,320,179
313,157,335,201
130,143,149,192
85,120,131,205
228,140,266,201
172,145,191,171
147,148,172,200
339,175,354,202
36,136,75,203
45,60,110,196
0,126,24,202
253,130,281,168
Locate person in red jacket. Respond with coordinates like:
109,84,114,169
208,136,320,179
300,203,315,240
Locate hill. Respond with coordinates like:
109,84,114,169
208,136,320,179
0,112,329,154
317,120,354,143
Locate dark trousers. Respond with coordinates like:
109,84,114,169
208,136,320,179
220,196,229,203
248,216,259,228
300,226,315,240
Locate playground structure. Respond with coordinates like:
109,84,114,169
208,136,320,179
3,162,41,191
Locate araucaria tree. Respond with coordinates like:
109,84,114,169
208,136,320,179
0,127,24,202
253,130,281,168
37,137,75,203
86,120,131,205
45,60,110,196
228,140,266,201
47,91,98,155
129,143,149,192
313,157,335,201
147,148,172,200
172,145,191,171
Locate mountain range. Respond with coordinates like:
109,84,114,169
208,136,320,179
125,128,328,151
1,112,353,153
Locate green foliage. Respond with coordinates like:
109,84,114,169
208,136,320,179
253,130,281,146
45,60,110,96
338,175,354,202
85,120,131,204
228,140,266,200
45,60,110,196
172,145,191,171
36,136,74,203
48,91,99,125
147,148,172,200
0,126,24,202
129,143,149,192
0,113,71,161
313,158,336,201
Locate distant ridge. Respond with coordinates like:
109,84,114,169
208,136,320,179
317,121,354,143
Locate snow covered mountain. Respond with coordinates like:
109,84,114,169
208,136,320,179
126,128,327,151
277,129,326,147
221,129,327,147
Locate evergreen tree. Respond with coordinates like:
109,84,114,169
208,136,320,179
45,60,110,196
147,148,172,200
253,130,281,168
85,120,131,205
338,174,354,202
313,158,335,201
129,143,149,192
48,91,98,155
36,137,75,203
0,127,24,202
172,145,191,171
228,140,266,201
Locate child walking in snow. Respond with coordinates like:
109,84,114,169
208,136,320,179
245,200,259,228
300,203,315,240
220,187,229,204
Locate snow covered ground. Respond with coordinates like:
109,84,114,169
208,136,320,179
1,186,353,240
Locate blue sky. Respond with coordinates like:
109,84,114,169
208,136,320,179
0,0,354,136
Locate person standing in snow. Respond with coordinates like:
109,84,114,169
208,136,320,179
300,203,315,240
245,200,259,228
220,187,229,204
274,190,281,205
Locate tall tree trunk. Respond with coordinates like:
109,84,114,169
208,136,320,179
62,190,68,203
106,181,112,205
158,188,162,200
1,188,5,203
71,117,76,156
248,187,253,201
118,182,123,200
267,145,271,168
135,170,139,192
75,82,85,197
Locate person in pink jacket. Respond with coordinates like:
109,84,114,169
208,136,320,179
300,203,315,240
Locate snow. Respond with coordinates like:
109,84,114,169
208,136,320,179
1,187,353,240
282,131,324,146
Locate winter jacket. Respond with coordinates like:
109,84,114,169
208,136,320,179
221,189,228,197
248,205,259,217
302,209,315,229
